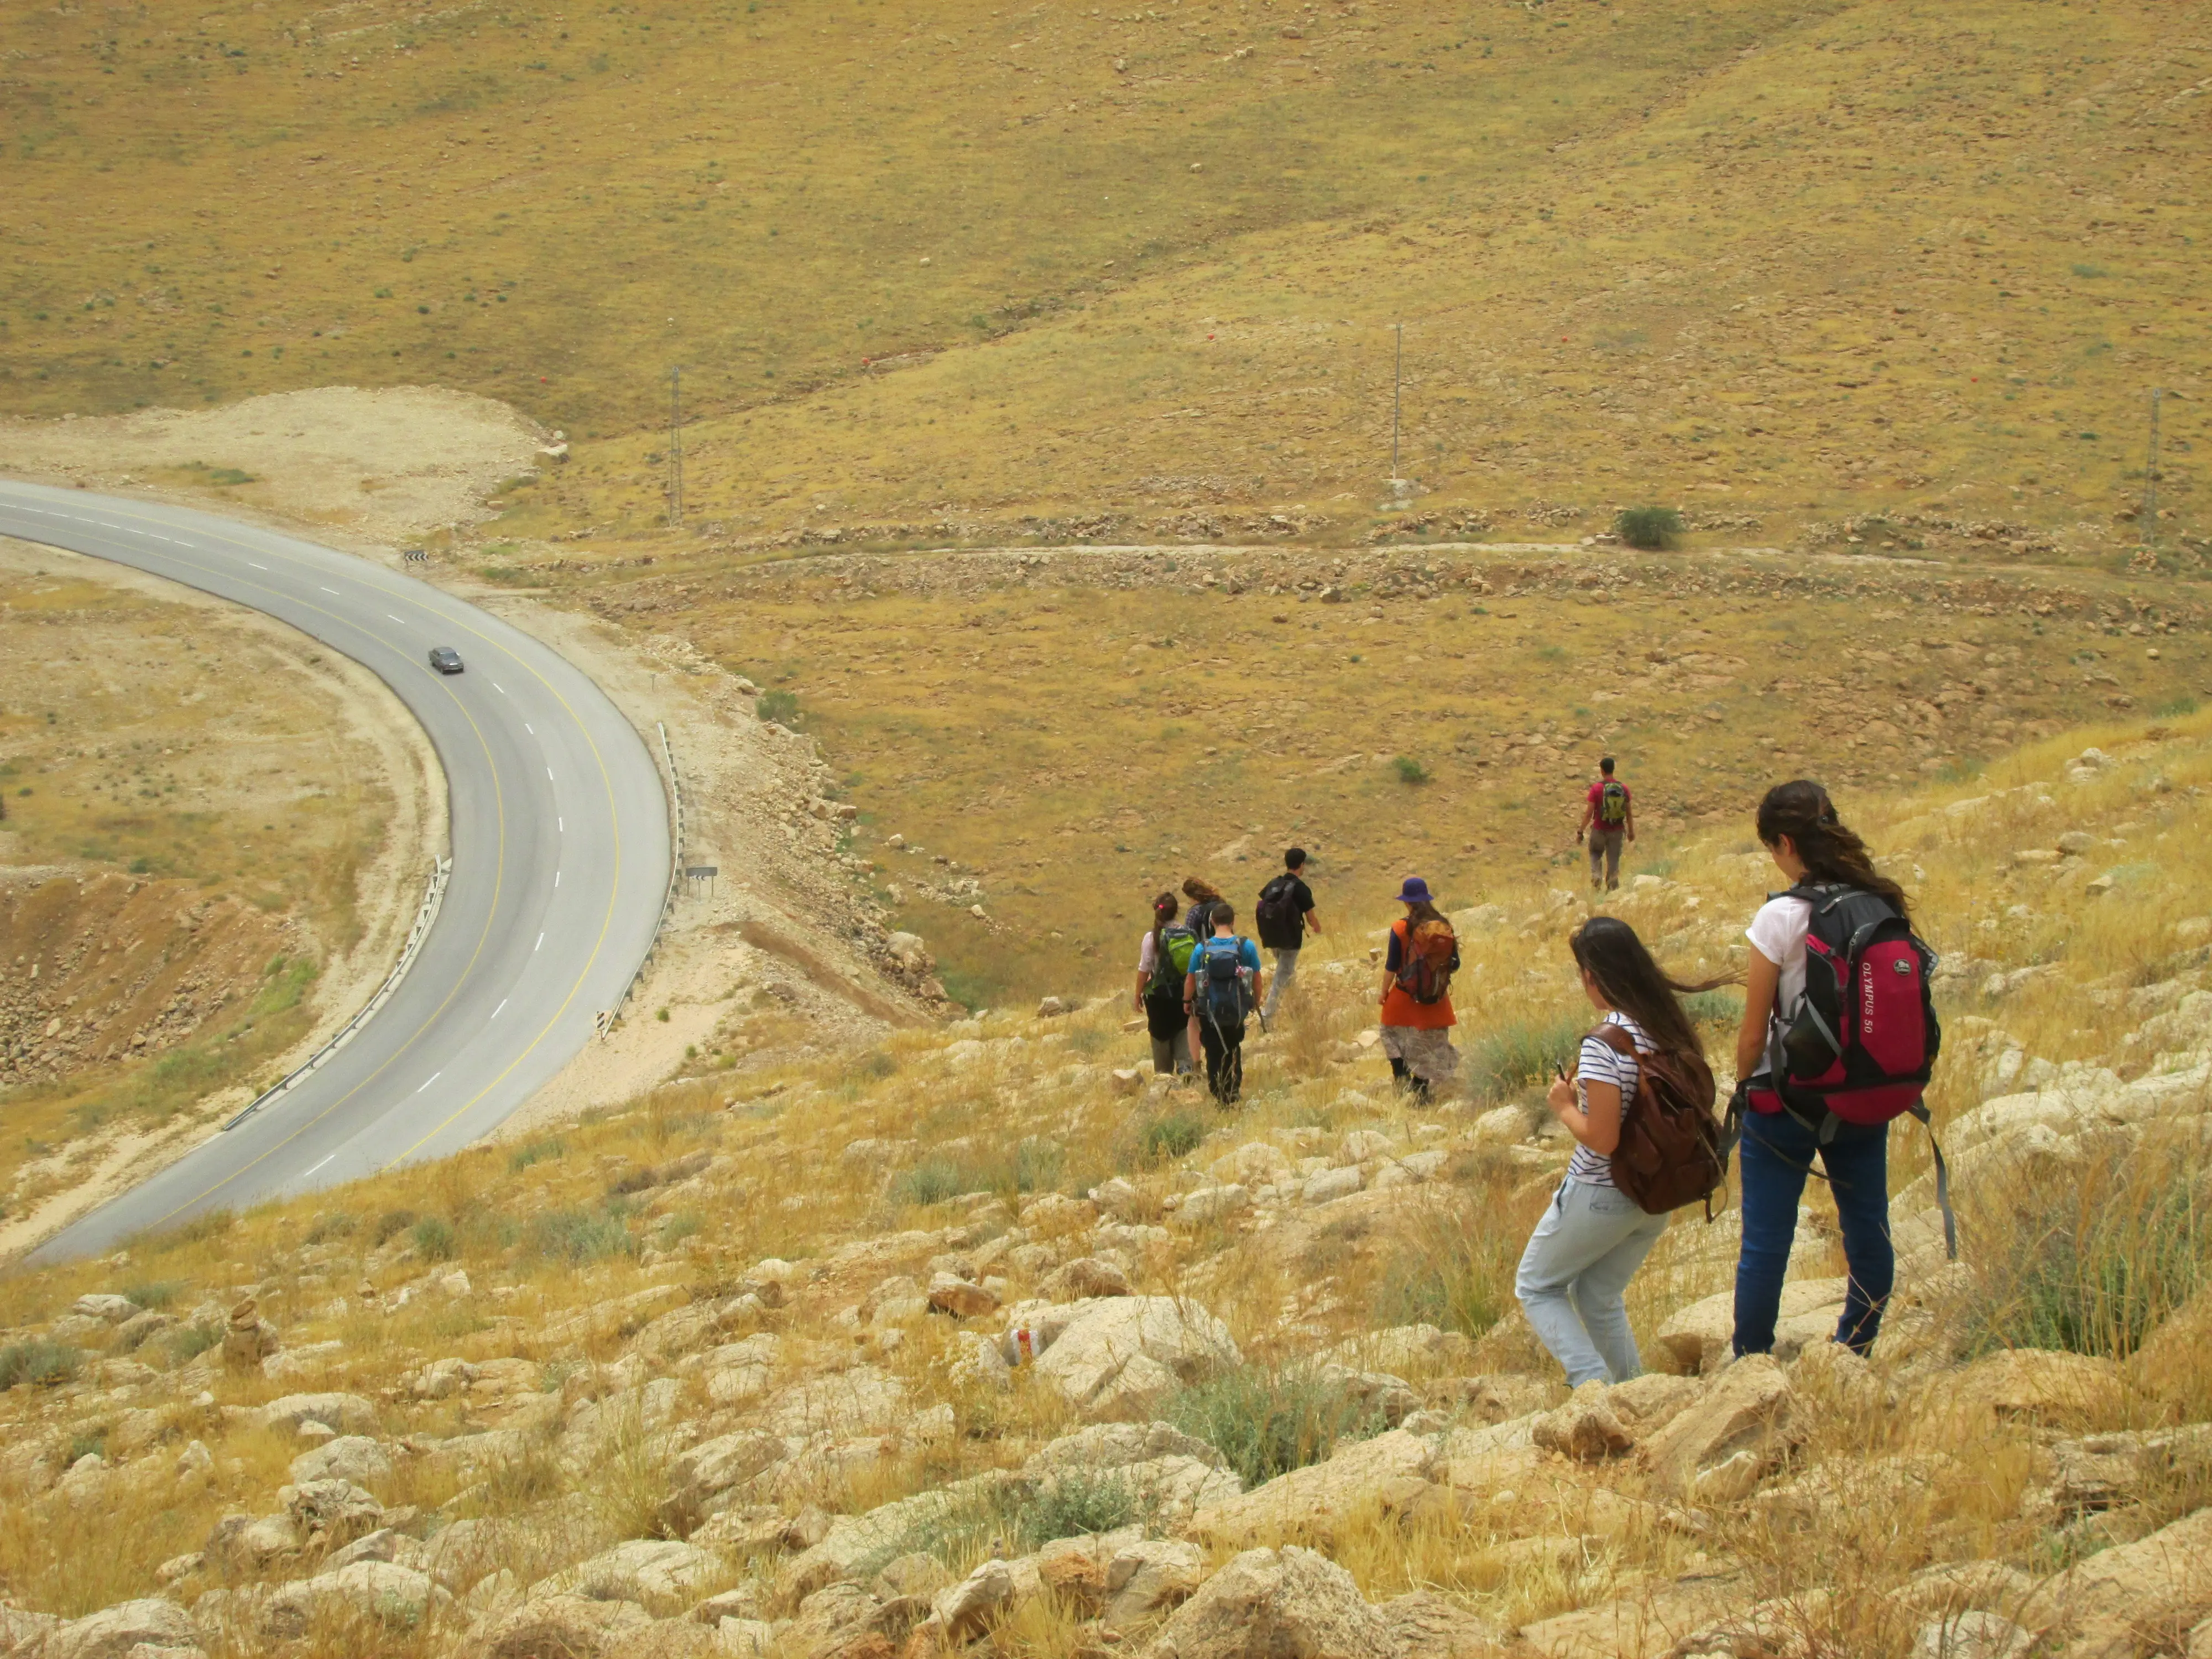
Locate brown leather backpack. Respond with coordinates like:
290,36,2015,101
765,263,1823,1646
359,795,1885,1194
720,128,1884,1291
1588,1024,1726,1217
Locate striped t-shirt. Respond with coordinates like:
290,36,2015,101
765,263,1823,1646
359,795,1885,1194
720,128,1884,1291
1566,1010,1652,1188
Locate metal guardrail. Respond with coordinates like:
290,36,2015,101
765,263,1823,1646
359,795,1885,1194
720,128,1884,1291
224,856,452,1131
606,721,683,1034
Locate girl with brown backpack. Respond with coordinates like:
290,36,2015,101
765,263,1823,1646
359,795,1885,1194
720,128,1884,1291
1515,917,1728,1386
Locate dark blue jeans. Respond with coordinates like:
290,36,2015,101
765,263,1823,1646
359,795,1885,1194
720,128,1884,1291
1733,1108,1893,1358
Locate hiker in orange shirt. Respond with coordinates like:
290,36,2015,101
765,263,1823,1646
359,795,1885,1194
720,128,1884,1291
1377,877,1460,1103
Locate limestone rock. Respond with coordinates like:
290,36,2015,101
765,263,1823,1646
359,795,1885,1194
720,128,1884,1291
662,1431,785,1533
25,1598,197,1659
2034,1426,2212,1520
1328,1324,1476,1378
288,1435,393,1488
1517,1577,1746,1659
262,1561,438,1639
1141,1546,1395,1659
1211,1141,1297,1189
1303,1166,1364,1205
71,1293,141,1324
1642,1354,1799,1503
1379,1590,1510,1658
1656,1279,1846,1376
1947,1349,2124,1427
471,1594,655,1659
926,1273,999,1319
1176,1185,1251,1225
764,1365,907,1436
1191,1429,1439,1548
536,1540,723,1609
1039,1256,1132,1301
1031,1297,1240,1421
258,1392,378,1437
284,1478,385,1547
2047,1504,2212,1656
1532,1382,1635,1462
931,1558,1018,1644
1107,1537,1209,1629
1911,1610,2032,1659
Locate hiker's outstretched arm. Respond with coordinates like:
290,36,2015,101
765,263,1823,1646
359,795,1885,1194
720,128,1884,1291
1305,908,1323,937
1736,949,1781,1081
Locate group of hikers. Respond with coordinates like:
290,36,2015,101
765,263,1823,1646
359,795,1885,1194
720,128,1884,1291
1129,772,1943,1379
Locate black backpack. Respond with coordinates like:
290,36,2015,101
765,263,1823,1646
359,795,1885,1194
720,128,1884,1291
1255,875,1301,947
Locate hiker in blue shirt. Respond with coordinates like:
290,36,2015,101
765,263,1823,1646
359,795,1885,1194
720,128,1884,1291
1182,902,1264,1107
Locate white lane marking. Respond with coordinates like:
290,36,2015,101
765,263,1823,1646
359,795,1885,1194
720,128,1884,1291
303,1154,335,1178
555,870,561,888
492,998,508,1019
525,723,534,734
546,767,554,780
321,586,340,595
387,613,405,624
248,561,269,570
493,681,507,694
535,932,545,951
558,817,564,832
415,1070,443,1094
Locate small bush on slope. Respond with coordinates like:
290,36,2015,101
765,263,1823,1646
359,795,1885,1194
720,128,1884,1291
1166,1361,1385,1488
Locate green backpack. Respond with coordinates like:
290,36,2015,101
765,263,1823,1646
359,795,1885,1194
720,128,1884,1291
1150,925,1199,995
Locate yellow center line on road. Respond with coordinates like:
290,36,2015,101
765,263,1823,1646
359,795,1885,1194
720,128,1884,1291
4,488,646,1190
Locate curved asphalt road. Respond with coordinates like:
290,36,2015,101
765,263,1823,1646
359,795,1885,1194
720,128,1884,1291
1,480,670,1263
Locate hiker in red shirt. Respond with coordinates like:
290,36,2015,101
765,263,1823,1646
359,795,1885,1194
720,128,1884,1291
1578,757,1635,894
1376,877,1459,1103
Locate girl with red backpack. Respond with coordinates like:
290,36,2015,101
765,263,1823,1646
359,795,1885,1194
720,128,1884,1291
1377,878,1459,1103
1731,780,1941,1361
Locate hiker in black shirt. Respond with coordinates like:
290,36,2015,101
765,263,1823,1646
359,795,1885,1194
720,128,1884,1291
1255,848,1322,1024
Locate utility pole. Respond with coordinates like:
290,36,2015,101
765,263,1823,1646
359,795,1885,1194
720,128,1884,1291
1390,322,1404,482
667,366,685,530
2143,387,2163,553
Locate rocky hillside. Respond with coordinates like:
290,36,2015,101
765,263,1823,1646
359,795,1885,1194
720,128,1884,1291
2,716,2211,1658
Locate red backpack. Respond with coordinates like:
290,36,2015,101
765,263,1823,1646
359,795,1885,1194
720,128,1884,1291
1750,883,1954,1255
1392,919,1458,1005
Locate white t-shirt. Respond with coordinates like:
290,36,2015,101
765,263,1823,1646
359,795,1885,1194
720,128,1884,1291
1746,895,1812,1028
1567,1010,1651,1188
1138,928,1167,977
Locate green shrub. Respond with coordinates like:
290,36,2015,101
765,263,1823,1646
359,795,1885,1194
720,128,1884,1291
525,1206,639,1266
411,1215,458,1262
165,1323,222,1367
305,1211,357,1244
0,1339,80,1389
119,1280,181,1311
1615,505,1684,550
1391,755,1430,785
66,1428,107,1464
1166,1362,1382,1488
1139,1110,1207,1165
1955,1142,2211,1360
888,1157,969,1208
1373,1205,1522,1339
1469,1014,1585,1101
757,689,800,728
508,1138,566,1173
371,1208,419,1246
1016,1468,1146,1547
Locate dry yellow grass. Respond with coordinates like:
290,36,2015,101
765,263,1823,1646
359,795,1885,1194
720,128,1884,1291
0,547,415,1222
2,705,2211,1644
536,541,2210,1006
2,1,2204,557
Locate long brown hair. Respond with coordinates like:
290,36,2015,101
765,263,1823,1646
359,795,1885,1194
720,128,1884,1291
1569,916,1734,1060
1150,891,1177,959
1755,779,1911,924
1402,899,1446,930
1181,876,1222,905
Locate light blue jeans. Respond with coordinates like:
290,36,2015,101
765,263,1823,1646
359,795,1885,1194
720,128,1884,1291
1515,1177,1669,1386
